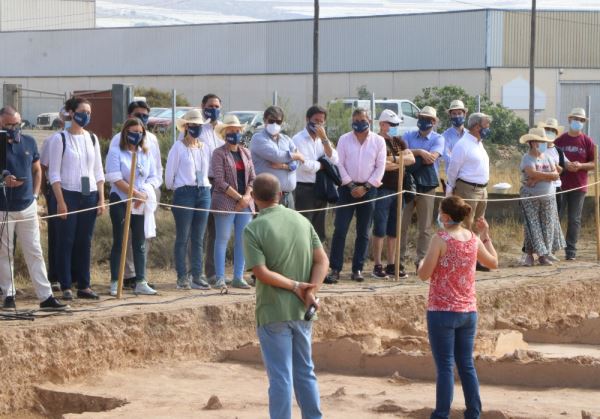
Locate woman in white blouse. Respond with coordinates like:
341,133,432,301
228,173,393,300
105,118,160,296
165,109,212,290
48,97,105,300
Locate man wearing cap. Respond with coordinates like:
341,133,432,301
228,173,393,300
250,106,305,209
442,100,469,171
0,106,67,311
400,106,444,270
292,105,338,242
371,109,414,279
554,107,596,261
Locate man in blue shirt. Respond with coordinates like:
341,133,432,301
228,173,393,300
0,106,66,310
250,106,305,209
400,106,444,272
442,99,469,171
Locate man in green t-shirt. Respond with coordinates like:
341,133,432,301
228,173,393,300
244,173,328,419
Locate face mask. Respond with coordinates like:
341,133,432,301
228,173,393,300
307,121,319,134
226,132,242,145
203,108,220,121
134,113,149,126
5,127,21,143
288,161,298,171
73,111,91,128
187,125,202,138
437,213,459,229
388,126,399,137
538,142,548,153
266,123,282,136
126,131,143,146
64,120,72,130
451,116,465,127
480,127,491,139
544,130,557,141
570,120,584,132
417,118,433,132
352,120,369,133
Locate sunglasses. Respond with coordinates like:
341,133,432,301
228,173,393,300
266,119,283,125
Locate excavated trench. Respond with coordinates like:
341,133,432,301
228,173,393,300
1,272,600,417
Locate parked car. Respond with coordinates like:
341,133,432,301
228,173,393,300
149,107,167,118
36,112,60,130
147,107,192,133
224,111,263,144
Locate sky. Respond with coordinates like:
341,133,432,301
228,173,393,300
96,0,600,27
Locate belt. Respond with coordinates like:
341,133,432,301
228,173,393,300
297,182,315,186
457,178,487,188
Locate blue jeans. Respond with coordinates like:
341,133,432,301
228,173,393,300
372,187,398,238
171,186,211,280
50,189,98,291
213,209,253,279
109,193,146,283
329,185,377,272
257,320,322,419
427,311,481,419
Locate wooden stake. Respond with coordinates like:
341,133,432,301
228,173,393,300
595,145,600,262
394,155,405,281
116,151,138,299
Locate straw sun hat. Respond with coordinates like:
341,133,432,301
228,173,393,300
215,114,247,138
447,99,468,113
176,109,210,132
537,117,564,136
519,127,553,144
567,107,588,121
417,106,438,121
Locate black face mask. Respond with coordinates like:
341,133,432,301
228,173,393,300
4,127,21,143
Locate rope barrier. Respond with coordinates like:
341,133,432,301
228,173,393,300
1,178,599,225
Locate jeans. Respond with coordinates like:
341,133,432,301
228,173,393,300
109,193,146,283
427,311,481,419
257,320,322,419
558,190,585,258
171,186,211,280
294,182,327,242
329,185,377,272
213,208,253,279
372,187,398,238
50,189,98,291
0,201,53,301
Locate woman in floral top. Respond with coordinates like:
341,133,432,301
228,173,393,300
417,196,497,419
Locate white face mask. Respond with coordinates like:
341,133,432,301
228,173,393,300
266,123,281,136
544,130,557,141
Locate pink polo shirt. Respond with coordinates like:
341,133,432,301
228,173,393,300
336,131,387,187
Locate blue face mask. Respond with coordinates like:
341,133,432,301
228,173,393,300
538,142,548,153
480,127,491,139
203,108,220,121
226,132,242,145
5,127,21,143
64,120,72,130
73,111,91,128
437,213,460,229
134,113,149,126
307,121,319,134
388,126,399,137
417,118,433,132
187,125,202,138
451,116,465,127
570,120,584,132
352,120,369,133
288,160,298,171
126,131,144,146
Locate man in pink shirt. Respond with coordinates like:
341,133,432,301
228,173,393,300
326,108,386,283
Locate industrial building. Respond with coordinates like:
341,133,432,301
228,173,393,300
0,3,599,140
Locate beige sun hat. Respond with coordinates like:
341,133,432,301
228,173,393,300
417,106,438,121
519,127,553,144
537,117,564,136
215,114,247,138
567,107,588,121
447,99,468,113
176,109,210,132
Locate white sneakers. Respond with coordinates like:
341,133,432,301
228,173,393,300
111,281,157,296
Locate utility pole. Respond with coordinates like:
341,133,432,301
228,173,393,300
529,0,536,127
312,0,319,104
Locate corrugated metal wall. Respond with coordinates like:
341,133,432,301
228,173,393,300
0,0,95,32
502,11,600,68
0,10,487,77
560,82,600,143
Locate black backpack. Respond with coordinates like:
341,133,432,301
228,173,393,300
60,131,97,155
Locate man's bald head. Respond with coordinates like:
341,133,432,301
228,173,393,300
253,173,281,204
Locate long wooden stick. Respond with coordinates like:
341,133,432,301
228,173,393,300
116,151,138,299
394,155,405,281
595,145,600,262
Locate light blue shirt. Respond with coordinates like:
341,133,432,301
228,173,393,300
403,129,445,175
442,126,468,170
250,129,298,192
105,145,160,200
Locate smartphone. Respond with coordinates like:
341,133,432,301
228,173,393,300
81,176,90,196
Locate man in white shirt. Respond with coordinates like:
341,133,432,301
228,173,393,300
442,99,469,174
292,105,338,242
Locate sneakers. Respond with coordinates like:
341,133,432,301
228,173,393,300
351,271,364,282
546,254,560,262
207,275,217,286
191,278,211,290
214,277,227,289
176,277,191,290
39,296,68,311
231,278,251,289
385,264,408,279
110,281,118,296
324,269,339,284
62,290,73,300
566,254,576,261
372,264,388,279
538,256,553,266
520,253,534,267
134,281,158,295
2,296,15,310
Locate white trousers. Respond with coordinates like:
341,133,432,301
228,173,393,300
0,201,52,301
